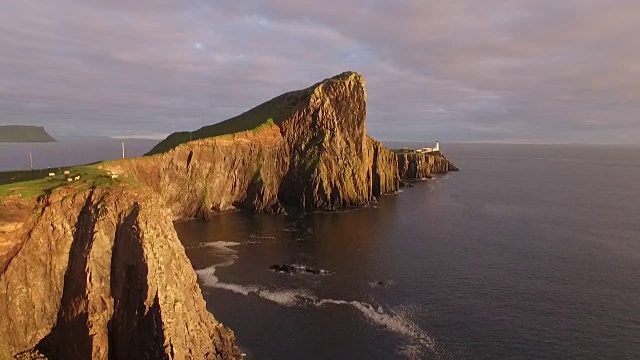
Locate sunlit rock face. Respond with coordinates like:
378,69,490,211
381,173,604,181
0,187,241,359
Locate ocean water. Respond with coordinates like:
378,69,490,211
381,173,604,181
0,138,158,171
176,144,640,359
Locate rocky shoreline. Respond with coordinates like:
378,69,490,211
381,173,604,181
0,72,456,359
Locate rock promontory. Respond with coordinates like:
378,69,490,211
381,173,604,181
0,71,456,359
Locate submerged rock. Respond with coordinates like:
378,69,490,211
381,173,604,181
399,180,416,188
269,264,334,276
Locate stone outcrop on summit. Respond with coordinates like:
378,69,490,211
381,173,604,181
0,71,456,359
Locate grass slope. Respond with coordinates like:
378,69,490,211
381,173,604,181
0,164,123,201
144,73,351,155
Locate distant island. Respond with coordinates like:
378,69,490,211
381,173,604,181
0,125,56,143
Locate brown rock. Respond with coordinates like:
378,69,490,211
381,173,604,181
0,187,241,359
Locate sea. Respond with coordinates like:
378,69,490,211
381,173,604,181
2,141,639,359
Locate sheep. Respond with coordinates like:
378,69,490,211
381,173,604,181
111,174,119,179
48,173,55,177
67,178,73,182
74,176,80,181
63,170,70,175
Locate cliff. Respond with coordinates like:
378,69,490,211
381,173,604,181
114,72,406,218
0,186,240,360
0,125,56,143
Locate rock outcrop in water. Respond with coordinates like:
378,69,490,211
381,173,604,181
269,264,334,276
398,152,458,180
0,187,240,359
0,71,456,359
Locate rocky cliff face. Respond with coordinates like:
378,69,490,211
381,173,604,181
113,126,289,219
366,137,399,196
398,152,458,180
0,187,240,360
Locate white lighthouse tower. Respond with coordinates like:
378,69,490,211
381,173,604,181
435,141,440,152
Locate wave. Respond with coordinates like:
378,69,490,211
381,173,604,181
195,240,436,358
249,234,276,239
202,241,241,254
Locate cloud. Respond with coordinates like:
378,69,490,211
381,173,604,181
0,0,638,143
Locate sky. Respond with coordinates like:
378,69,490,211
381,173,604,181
0,0,639,143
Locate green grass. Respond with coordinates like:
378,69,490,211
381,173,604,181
0,164,121,201
392,148,417,154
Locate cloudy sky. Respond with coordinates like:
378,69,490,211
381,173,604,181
1,1,638,143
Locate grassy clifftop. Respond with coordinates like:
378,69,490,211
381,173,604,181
0,125,56,143
146,87,314,155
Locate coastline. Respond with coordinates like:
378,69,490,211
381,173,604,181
0,72,457,359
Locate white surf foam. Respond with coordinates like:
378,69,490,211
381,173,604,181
202,241,241,254
195,241,436,358
250,234,276,239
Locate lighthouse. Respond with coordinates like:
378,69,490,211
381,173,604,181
435,141,440,152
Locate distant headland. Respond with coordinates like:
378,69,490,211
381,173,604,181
0,125,57,143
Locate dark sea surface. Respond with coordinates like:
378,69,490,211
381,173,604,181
175,144,640,359
0,138,158,171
